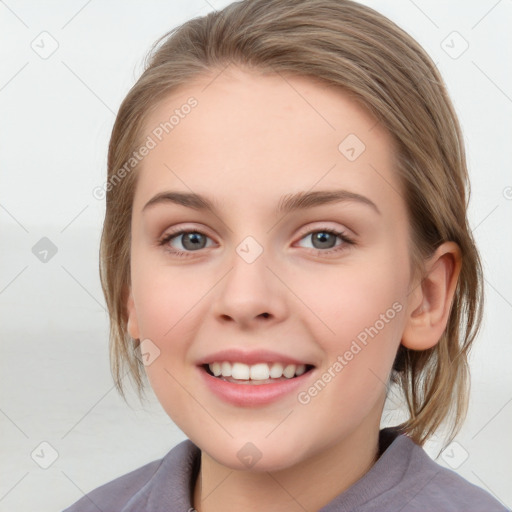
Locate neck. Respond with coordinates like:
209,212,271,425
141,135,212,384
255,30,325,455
193,421,381,512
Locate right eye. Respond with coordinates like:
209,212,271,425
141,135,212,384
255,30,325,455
158,229,215,257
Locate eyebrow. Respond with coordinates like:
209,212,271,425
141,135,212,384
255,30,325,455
142,189,381,216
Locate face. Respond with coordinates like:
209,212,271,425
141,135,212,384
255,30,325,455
127,66,414,471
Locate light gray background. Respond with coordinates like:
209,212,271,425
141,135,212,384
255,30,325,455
1,1,511,511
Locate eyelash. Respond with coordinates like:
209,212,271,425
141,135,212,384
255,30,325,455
157,227,355,259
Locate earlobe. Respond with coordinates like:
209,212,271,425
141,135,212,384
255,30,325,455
401,242,462,351
126,288,140,340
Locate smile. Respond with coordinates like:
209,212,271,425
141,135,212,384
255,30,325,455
199,362,315,407
205,361,311,382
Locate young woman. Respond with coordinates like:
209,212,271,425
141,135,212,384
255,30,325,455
64,0,508,510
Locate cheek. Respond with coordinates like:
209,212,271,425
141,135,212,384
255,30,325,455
131,254,205,340
133,266,202,427
291,249,408,406
130,254,210,402
294,256,407,348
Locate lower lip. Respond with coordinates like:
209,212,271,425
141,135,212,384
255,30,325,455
198,366,314,407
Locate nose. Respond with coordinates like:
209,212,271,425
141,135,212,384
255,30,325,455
211,245,289,329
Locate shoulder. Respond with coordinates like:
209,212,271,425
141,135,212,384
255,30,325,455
62,439,199,512
397,436,509,512
62,458,163,512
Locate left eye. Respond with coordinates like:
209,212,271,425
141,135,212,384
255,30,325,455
296,229,350,251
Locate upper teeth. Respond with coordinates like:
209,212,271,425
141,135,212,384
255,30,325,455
208,362,307,380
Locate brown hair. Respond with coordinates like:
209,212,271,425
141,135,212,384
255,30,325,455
100,0,483,447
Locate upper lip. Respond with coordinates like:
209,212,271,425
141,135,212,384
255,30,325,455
196,349,314,367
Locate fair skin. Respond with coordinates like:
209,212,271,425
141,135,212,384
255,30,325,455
126,66,461,511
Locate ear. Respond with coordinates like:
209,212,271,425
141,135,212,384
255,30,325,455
401,241,462,351
126,287,140,340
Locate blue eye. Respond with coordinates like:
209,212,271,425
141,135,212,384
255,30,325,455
158,230,213,257
158,227,355,258
297,229,351,251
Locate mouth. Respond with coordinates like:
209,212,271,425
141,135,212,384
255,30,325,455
201,361,315,385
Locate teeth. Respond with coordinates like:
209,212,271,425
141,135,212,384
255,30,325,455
283,364,296,378
269,362,284,378
250,363,270,380
210,362,222,377
231,362,250,380
221,361,232,377
295,364,306,376
207,361,309,380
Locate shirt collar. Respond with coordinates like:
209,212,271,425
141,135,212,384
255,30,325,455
121,427,408,511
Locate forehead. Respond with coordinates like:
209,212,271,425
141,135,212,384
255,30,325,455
134,66,401,215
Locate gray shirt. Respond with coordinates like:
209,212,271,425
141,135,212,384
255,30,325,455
62,427,509,511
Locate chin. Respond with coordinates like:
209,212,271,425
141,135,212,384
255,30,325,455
199,436,309,473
